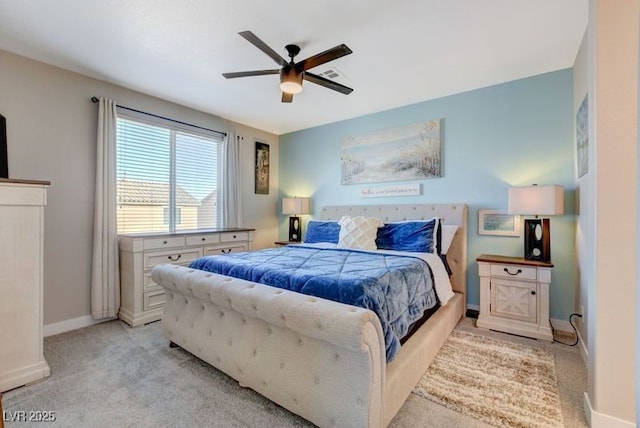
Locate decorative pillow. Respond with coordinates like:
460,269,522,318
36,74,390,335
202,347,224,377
337,216,384,250
376,218,439,253
439,225,458,255
304,220,341,244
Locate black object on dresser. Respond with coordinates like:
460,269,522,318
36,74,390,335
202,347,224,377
0,114,8,179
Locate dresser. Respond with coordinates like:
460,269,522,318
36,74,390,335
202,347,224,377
476,254,554,341
118,228,255,327
0,179,51,392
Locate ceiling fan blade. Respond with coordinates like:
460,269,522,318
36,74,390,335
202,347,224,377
238,31,288,67
304,72,353,95
282,92,294,103
297,44,353,71
222,69,280,79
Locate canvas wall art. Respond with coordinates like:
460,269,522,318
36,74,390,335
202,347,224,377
341,119,442,185
576,94,588,178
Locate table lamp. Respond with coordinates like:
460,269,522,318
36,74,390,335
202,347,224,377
508,184,564,262
282,197,310,242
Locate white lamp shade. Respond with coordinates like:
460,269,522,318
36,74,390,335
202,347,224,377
282,197,310,215
508,185,564,216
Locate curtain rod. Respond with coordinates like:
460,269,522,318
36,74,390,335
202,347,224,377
90,97,227,137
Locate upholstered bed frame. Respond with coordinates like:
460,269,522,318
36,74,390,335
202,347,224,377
151,203,467,427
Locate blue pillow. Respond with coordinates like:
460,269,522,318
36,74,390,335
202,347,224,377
304,220,341,244
376,218,439,252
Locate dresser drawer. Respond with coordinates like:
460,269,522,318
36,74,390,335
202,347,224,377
144,248,202,269
143,290,165,311
204,243,248,256
143,271,165,292
186,234,220,246
220,231,249,243
143,236,186,251
490,263,537,281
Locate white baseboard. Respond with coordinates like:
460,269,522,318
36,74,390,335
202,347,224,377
549,318,575,333
584,392,637,428
576,328,588,364
44,315,114,337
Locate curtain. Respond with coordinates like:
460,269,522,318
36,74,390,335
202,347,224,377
91,97,120,319
222,132,242,228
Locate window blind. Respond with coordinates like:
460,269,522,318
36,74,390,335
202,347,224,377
115,112,223,234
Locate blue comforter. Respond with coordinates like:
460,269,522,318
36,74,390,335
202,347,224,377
189,245,438,361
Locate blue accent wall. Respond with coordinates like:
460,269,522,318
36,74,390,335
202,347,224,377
279,69,576,321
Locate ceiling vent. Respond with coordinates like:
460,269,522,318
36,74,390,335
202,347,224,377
316,67,348,82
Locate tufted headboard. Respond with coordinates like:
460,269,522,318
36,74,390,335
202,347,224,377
319,203,468,299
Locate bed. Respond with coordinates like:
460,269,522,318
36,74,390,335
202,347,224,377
151,203,467,427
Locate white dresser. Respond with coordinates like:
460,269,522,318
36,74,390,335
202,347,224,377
0,179,51,392
118,228,255,327
476,254,554,341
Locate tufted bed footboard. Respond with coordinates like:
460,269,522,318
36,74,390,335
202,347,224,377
152,264,387,428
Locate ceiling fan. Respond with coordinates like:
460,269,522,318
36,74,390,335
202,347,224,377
222,31,353,103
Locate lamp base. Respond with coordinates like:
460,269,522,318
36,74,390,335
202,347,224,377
288,216,301,242
523,218,551,262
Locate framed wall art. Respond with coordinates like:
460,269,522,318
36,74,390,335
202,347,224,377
255,141,269,194
478,210,521,237
341,119,442,185
576,94,589,178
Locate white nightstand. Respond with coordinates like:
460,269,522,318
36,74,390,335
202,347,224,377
476,254,554,341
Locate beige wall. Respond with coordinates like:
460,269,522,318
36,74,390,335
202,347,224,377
585,0,638,425
0,49,279,326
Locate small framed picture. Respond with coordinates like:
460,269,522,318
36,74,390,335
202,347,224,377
478,210,521,237
254,141,269,194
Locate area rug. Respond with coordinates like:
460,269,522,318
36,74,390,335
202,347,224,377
413,330,564,428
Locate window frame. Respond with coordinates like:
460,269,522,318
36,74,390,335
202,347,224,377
115,109,224,234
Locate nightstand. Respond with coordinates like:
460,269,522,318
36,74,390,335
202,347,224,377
476,254,554,341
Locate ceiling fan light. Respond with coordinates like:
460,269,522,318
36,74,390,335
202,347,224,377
280,68,303,94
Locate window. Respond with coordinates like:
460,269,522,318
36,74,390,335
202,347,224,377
163,207,182,225
116,111,223,234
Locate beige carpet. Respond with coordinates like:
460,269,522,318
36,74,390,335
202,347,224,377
413,330,564,428
3,319,586,427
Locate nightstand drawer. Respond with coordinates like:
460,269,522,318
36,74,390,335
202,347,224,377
490,263,537,281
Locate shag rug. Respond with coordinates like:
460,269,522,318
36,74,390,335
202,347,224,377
413,330,564,428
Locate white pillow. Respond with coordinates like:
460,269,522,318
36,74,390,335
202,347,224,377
337,216,383,250
440,225,458,254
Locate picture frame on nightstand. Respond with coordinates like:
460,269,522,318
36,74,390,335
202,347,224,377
478,209,521,237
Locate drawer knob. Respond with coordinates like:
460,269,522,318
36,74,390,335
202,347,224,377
233,235,237,239
222,248,231,254
531,290,536,295
163,240,168,244
201,237,206,241
503,268,522,276
167,254,182,261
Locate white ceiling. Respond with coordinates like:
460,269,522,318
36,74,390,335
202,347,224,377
0,0,587,135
